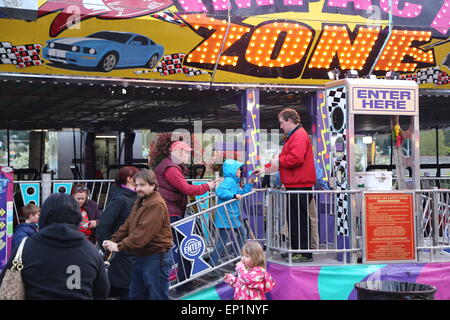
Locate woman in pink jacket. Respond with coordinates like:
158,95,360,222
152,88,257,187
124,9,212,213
224,241,275,300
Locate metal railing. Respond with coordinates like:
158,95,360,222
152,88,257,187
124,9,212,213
10,176,450,280
266,189,363,265
420,177,450,190
415,188,450,261
11,177,212,224
168,189,266,290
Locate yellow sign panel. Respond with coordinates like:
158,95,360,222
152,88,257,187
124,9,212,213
0,0,448,88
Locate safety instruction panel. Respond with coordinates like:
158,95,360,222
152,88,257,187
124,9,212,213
364,193,416,263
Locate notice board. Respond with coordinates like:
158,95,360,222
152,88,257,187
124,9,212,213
363,192,416,263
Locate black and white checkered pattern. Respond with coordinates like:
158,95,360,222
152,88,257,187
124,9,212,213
0,42,43,68
327,86,346,108
156,53,186,76
0,42,17,65
326,85,349,236
135,53,210,77
400,67,448,86
336,192,349,236
417,67,441,84
333,134,349,236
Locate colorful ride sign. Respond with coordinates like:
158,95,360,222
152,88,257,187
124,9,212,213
0,0,449,87
363,192,416,263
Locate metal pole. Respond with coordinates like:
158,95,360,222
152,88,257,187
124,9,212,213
41,172,52,202
436,124,440,177
368,0,393,75
267,190,273,261
432,187,439,260
6,128,10,167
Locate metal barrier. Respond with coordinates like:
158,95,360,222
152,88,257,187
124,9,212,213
266,189,363,265
415,188,450,261
420,177,450,190
12,179,115,224
11,177,212,224
168,189,265,290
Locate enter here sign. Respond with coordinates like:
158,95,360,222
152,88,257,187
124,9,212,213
352,87,417,115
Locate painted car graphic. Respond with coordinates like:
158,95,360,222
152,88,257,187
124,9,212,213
43,31,164,72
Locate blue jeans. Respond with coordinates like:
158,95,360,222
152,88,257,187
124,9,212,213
210,226,246,266
128,252,171,300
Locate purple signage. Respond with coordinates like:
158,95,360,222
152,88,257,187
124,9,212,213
0,167,13,273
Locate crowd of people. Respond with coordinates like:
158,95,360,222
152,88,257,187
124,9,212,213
0,107,318,300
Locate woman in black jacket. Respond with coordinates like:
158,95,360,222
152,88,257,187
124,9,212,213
97,166,140,300
0,193,109,300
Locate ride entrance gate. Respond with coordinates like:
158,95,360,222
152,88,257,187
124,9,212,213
325,78,420,263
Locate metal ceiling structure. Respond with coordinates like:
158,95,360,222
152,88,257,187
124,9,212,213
0,73,449,133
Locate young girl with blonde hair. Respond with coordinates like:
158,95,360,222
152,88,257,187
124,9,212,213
224,241,275,300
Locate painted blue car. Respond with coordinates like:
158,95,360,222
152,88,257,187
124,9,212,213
43,31,164,72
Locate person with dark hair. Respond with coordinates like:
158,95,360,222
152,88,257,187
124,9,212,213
0,193,110,299
12,203,40,251
103,169,173,300
97,166,140,300
71,184,101,245
255,108,316,262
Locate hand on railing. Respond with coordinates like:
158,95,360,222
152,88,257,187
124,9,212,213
235,194,243,200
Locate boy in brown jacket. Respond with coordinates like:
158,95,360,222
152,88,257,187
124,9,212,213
103,169,173,300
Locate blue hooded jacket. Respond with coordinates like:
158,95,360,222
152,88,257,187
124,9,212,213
12,223,39,251
214,159,253,228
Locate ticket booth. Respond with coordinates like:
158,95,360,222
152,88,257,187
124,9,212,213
325,78,419,263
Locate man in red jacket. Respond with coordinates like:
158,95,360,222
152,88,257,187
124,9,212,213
257,108,316,262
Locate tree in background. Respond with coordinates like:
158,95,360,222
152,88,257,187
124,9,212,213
420,129,448,156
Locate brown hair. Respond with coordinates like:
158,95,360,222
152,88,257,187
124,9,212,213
241,241,266,269
116,166,140,186
278,108,301,125
133,169,158,190
22,203,40,219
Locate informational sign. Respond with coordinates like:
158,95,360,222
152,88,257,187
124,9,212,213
363,192,416,263
0,166,14,273
330,78,421,116
352,87,417,115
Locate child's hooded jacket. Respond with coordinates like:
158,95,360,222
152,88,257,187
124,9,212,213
214,159,252,229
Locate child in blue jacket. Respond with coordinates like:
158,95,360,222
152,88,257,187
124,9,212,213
210,159,254,265
12,203,40,251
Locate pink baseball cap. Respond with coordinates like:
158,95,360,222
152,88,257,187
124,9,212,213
170,141,193,152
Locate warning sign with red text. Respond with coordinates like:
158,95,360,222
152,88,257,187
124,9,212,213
364,193,416,263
